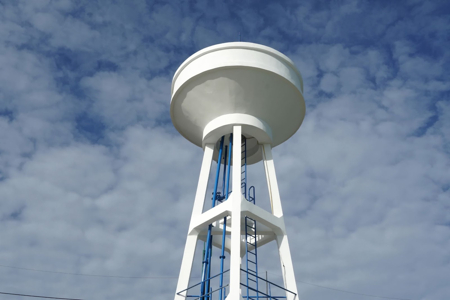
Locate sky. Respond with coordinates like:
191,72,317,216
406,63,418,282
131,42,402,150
0,0,449,299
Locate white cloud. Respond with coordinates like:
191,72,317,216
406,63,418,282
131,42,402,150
80,72,169,128
22,144,116,198
0,1,449,300
319,73,339,93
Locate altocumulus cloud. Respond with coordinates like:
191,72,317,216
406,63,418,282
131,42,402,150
0,0,449,300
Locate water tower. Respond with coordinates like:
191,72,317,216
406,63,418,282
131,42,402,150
171,42,305,300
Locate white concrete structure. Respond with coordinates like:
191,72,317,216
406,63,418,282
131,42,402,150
172,42,305,300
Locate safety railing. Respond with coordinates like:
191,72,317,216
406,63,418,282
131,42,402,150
240,269,297,300
177,269,296,300
176,269,229,300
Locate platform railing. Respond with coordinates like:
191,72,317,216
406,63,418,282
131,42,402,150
177,270,296,300
240,269,297,300
176,269,230,300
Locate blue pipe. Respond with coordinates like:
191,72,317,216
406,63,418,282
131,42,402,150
206,236,213,300
244,136,247,198
200,224,212,299
212,136,225,208
218,134,233,300
218,217,227,300
200,136,224,299
222,146,227,196
245,218,249,300
225,134,233,200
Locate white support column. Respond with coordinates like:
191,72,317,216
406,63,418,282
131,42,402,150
174,235,198,300
174,144,214,300
262,143,299,300
276,234,299,300
262,143,283,217
229,126,242,299
190,144,215,226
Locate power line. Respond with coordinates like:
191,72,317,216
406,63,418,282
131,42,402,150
0,263,414,300
0,291,84,300
0,264,178,279
296,279,413,300
264,270,413,300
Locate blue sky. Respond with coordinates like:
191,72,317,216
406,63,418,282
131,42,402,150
0,0,449,299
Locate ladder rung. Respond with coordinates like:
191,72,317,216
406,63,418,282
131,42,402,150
247,278,257,283
248,260,256,264
246,251,256,255
247,269,257,274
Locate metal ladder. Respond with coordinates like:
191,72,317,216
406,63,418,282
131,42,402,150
241,136,247,199
245,216,259,300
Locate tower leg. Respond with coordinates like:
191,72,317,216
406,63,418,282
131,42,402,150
262,144,299,300
174,234,198,300
174,144,214,300
276,234,298,300
261,144,283,218
229,126,242,299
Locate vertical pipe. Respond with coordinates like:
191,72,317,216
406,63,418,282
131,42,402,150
245,217,249,300
200,137,224,299
203,241,209,300
206,236,213,300
254,221,259,300
218,217,227,300
212,137,225,208
222,146,227,197
269,280,272,298
244,136,247,199
225,134,233,200
200,225,211,299
219,133,233,300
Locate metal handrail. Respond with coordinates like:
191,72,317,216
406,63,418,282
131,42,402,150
192,284,229,300
176,269,230,296
241,283,287,300
177,269,296,300
240,269,297,300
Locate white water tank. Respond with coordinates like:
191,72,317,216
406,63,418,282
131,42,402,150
171,42,305,163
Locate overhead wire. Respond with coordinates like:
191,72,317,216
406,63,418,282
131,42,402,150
0,264,414,300
295,279,413,300
261,270,413,300
0,291,84,300
0,264,178,279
